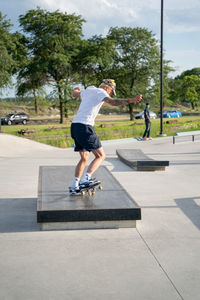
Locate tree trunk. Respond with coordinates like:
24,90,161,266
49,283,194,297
128,77,136,120
192,102,195,110
64,106,69,118
60,100,64,124
64,88,68,118
130,77,135,90
128,103,134,121
58,84,64,124
33,90,38,114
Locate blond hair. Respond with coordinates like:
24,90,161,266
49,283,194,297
99,83,108,89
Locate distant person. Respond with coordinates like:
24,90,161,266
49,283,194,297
69,79,142,194
143,103,152,140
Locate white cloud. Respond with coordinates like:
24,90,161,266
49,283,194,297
167,24,200,34
35,0,142,37
165,0,200,10
100,0,117,9
21,0,200,78
167,49,200,57
165,6,200,33
31,0,200,37
166,49,200,77
1,0,199,82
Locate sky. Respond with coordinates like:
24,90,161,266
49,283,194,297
1,0,200,97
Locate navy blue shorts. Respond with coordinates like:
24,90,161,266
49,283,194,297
71,123,102,152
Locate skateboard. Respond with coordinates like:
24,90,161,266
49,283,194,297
79,180,103,196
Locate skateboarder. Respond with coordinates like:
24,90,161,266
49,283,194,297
142,103,152,140
69,79,142,194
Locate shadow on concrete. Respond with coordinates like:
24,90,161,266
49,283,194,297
147,152,200,156
0,198,40,233
146,152,200,166
170,161,200,166
141,197,200,232
140,197,200,231
174,196,200,231
105,157,137,173
1,195,199,233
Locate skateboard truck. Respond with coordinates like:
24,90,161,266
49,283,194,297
80,183,103,196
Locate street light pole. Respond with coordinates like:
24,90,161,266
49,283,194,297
160,0,164,135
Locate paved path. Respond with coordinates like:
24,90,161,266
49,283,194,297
0,133,200,300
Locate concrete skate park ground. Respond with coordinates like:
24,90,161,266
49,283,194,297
0,133,200,300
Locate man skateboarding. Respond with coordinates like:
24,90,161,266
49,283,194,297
69,79,142,194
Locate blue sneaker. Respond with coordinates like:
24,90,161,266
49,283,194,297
79,178,96,188
69,186,80,195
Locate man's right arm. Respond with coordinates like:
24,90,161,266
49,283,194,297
72,87,81,98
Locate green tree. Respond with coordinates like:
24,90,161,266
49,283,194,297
106,27,160,120
151,61,175,108
176,67,200,79
0,13,26,90
177,75,200,109
0,13,15,89
19,8,85,123
170,68,200,105
72,36,116,87
17,57,47,114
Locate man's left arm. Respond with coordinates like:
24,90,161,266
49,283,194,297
104,94,142,106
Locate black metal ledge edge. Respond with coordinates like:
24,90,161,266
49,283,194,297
116,150,169,167
37,208,141,223
137,160,169,167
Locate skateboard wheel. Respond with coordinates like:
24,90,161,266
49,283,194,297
99,185,103,190
92,191,95,195
88,190,92,196
81,191,85,196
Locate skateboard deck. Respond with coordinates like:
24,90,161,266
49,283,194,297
77,181,103,196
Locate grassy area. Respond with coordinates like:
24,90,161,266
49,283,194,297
1,116,200,148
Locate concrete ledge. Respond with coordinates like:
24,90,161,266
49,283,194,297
40,220,136,231
37,166,141,230
175,130,200,136
116,149,169,171
173,131,200,144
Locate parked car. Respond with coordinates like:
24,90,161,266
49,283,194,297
1,112,29,125
135,111,157,119
163,110,182,118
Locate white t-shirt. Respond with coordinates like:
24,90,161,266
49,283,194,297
72,86,108,126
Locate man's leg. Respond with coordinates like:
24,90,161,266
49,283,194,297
86,147,106,175
75,151,90,178
70,151,90,193
143,122,148,138
147,122,151,138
